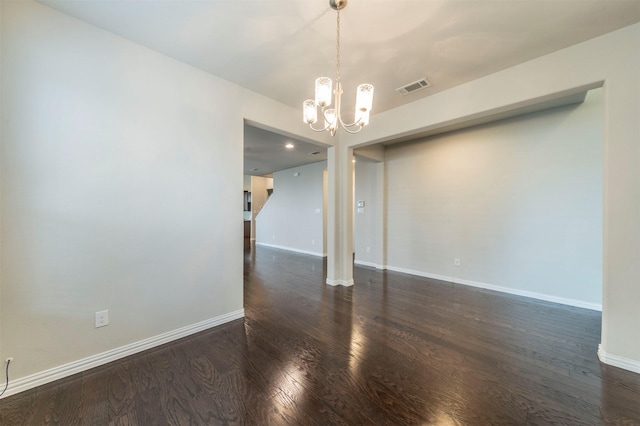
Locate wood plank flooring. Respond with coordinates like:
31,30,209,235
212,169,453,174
1,242,639,424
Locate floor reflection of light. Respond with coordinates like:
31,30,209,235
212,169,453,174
348,319,367,374
277,361,306,402
429,409,460,426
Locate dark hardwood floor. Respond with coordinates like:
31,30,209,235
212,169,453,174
2,242,639,425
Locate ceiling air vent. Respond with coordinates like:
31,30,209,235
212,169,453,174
396,78,431,95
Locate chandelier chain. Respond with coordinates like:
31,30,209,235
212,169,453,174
336,9,341,84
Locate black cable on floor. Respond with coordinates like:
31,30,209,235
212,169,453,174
0,359,11,398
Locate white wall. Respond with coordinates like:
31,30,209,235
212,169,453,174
384,90,603,308
0,1,283,393
0,1,333,395
345,23,640,371
243,175,252,192
256,161,326,256
0,1,4,368
250,176,269,240
354,159,381,267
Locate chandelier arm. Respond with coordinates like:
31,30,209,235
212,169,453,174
338,122,365,134
337,114,363,129
306,106,335,132
310,115,332,133
308,122,332,132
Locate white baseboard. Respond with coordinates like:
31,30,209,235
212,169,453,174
354,260,381,269
598,344,640,374
326,278,354,287
1,309,245,399
256,242,326,257
384,265,602,311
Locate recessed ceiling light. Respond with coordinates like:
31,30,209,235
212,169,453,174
285,143,295,149
250,168,259,172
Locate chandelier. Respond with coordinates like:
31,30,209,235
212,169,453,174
303,0,374,136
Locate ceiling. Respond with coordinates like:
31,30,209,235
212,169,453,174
244,125,327,176
38,0,640,174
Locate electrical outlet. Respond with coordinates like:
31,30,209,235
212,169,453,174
454,258,461,266
95,310,109,328
366,246,371,253
312,239,315,245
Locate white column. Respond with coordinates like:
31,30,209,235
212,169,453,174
326,143,354,286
